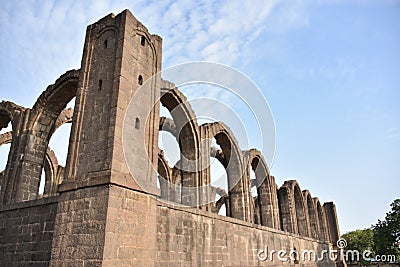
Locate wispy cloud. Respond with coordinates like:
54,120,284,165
0,0,282,102
139,0,280,66
386,127,400,140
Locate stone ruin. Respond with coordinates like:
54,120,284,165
0,10,345,266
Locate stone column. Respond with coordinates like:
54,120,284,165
50,10,162,266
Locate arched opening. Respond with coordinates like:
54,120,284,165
38,171,46,195
158,106,180,168
160,85,200,206
38,100,74,197
158,105,183,202
278,181,309,235
304,191,319,239
7,69,79,203
250,167,261,224
0,142,10,172
315,198,329,241
203,122,248,221
0,101,17,195
48,117,72,166
210,138,228,216
158,130,180,168
0,125,12,172
293,184,308,236
278,187,292,232
246,149,279,228
157,151,175,201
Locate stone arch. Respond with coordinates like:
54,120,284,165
29,70,79,132
160,81,200,206
244,148,280,229
158,150,172,183
211,186,229,215
303,190,319,239
51,108,74,136
0,101,25,131
0,131,61,197
292,181,309,237
158,116,183,203
201,121,249,221
159,116,177,137
42,149,62,196
0,131,13,174
314,197,329,241
13,70,79,202
278,185,293,232
158,150,174,201
0,131,12,146
278,180,310,237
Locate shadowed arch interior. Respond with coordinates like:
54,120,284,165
303,190,319,239
315,198,329,241
293,183,309,236
246,149,279,228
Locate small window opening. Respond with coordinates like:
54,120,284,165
138,75,143,85
135,118,140,130
140,35,145,46
99,79,103,91
104,39,108,48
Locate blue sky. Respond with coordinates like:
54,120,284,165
0,0,399,234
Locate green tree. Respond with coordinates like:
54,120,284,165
342,228,374,265
373,198,400,260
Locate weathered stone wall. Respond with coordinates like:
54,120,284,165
103,187,329,267
0,197,58,266
155,191,335,267
102,185,158,266
0,186,338,266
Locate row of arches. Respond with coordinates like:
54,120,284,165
0,70,335,243
157,80,332,242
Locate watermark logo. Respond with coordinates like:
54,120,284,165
255,238,397,263
336,238,347,249
122,62,276,206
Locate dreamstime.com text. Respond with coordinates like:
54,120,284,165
255,238,397,263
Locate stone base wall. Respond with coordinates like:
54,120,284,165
155,193,336,267
0,185,338,266
0,196,58,266
103,185,337,267
102,185,158,266
50,185,109,266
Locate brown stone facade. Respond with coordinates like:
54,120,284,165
0,10,345,266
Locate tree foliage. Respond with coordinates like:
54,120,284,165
342,198,400,264
342,228,374,253
373,198,400,258
342,228,374,264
